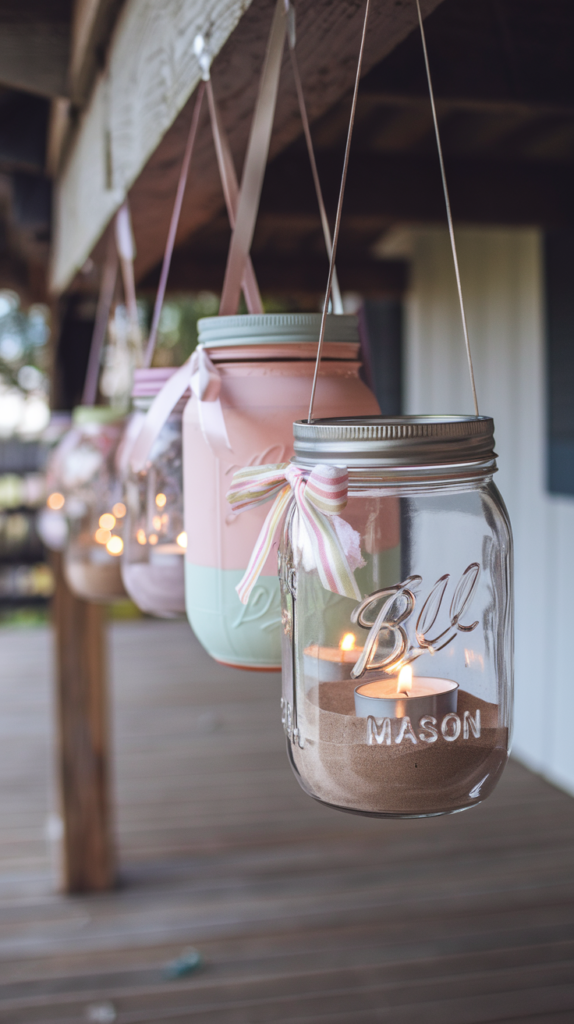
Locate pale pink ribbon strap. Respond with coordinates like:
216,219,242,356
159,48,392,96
82,229,118,407
130,347,232,474
227,462,363,605
219,0,287,314
144,82,207,368
206,80,263,315
285,0,343,315
143,60,263,370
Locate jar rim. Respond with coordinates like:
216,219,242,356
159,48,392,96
198,312,358,348
292,415,496,472
132,366,179,398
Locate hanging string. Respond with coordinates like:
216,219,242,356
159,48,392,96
82,228,119,407
285,2,343,315
144,82,206,368
219,0,287,315
308,0,371,422
115,202,138,329
206,77,264,313
415,0,479,417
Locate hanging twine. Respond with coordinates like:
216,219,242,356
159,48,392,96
285,1,343,314
132,8,344,468
82,230,118,407
307,0,372,422
415,0,479,416
226,0,373,606
144,82,207,368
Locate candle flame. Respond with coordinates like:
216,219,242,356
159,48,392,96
340,633,356,652
397,664,413,695
106,535,123,556
47,492,65,511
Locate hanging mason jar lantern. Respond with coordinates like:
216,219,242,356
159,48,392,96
271,415,513,817
62,406,128,602
183,313,381,670
121,368,186,617
37,413,76,552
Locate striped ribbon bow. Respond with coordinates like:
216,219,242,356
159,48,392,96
227,462,363,605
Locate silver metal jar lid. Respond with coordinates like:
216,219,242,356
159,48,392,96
292,416,496,471
198,313,358,347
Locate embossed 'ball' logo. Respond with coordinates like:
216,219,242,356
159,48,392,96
351,563,480,679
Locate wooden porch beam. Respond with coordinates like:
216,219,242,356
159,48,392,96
259,152,574,228
141,253,408,298
0,5,70,99
50,0,260,294
52,553,114,893
50,0,445,295
358,90,574,121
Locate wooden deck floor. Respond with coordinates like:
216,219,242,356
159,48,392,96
0,619,573,1023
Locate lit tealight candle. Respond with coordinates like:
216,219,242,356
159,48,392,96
354,664,458,719
304,633,363,682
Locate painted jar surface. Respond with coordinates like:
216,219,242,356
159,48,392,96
183,313,380,670
280,416,513,818
122,368,186,618
62,406,128,602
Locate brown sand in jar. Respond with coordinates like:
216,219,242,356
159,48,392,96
65,556,127,602
289,680,508,817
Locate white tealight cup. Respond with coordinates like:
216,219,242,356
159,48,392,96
303,642,361,682
354,676,458,719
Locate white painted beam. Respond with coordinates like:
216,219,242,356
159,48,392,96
50,0,253,294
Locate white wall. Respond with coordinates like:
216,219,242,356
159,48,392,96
404,226,574,795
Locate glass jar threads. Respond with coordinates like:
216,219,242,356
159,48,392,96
279,416,513,818
183,313,380,671
63,406,128,602
122,369,186,618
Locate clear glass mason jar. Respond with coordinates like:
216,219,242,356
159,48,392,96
63,406,128,602
279,416,513,818
122,369,186,618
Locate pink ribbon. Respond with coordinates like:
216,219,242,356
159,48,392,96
129,347,232,474
227,462,363,604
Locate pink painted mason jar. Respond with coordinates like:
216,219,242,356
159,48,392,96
121,369,186,618
183,313,380,670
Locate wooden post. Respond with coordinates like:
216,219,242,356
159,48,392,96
52,551,115,892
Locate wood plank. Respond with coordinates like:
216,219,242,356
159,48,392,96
0,3,70,99
52,552,114,893
50,0,445,294
258,152,574,228
140,252,408,298
69,0,124,105
0,619,571,1020
0,959,573,1022
50,0,258,293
